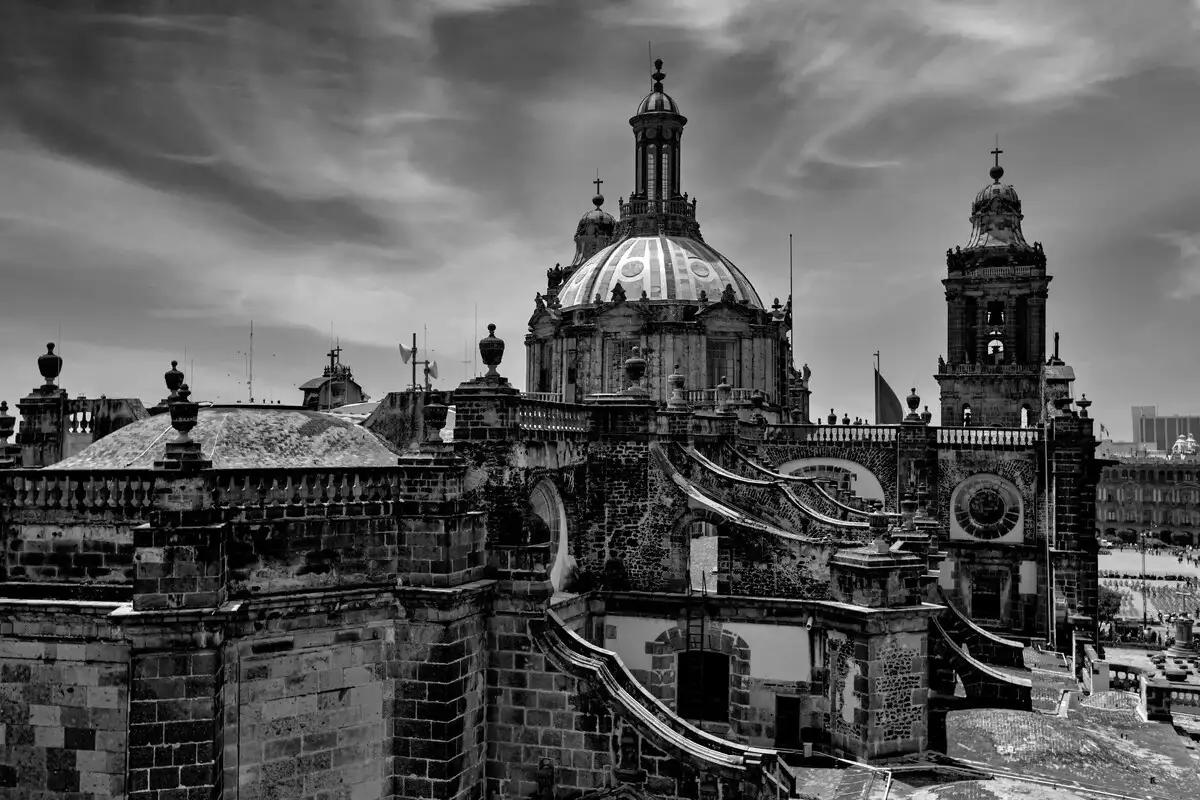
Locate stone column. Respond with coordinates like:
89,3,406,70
120,462,227,800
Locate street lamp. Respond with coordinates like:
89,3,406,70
1141,522,1160,633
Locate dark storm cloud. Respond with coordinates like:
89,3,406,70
0,2,427,254
2,0,1200,435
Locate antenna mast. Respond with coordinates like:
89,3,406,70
789,233,794,367
248,320,254,403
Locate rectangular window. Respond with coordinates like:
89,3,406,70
706,340,735,389
971,575,1002,621
774,695,802,749
604,339,637,393
677,651,730,722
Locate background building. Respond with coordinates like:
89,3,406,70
1131,406,1200,453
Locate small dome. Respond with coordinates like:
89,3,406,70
973,181,1022,213
576,196,616,238
557,234,764,309
50,407,401,469
637,89,680,115
966,175,1028,249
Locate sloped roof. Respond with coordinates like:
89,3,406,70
50,406,400,469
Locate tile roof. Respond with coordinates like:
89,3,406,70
50,407,401,470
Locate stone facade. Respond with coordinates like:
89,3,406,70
0,60,1107,800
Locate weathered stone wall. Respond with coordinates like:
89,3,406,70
223,614,393,800
392,595,488,800
0,602,128,798
3,510,139,599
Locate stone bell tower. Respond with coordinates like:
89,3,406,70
937,148,1052,428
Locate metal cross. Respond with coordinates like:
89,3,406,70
593,170,603,195
991,135,1003,168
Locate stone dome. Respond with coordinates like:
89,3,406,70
637,88,679,115
575,201,616,238
50,406,401,469
966,177,1028,249
556,234,764,309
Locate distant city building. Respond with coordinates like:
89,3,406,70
1096,436,1200,546
299,346,368,410
1131,405,1200,453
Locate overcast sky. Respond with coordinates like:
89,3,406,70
2,1,1199,438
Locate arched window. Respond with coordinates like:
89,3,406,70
646,145,657,200
530,480,572,591
660,145,671,199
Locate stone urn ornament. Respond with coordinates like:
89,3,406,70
667,364,688,410
623,346,647,391
0,401,14,443
164,360,185,399
38,342,62,388
422,392,449,442
169,383,199,442
479,323,504,378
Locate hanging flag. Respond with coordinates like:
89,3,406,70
874,367,904,424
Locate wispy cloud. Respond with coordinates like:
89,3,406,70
1163,231,1200,299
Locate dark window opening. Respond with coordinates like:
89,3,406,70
705,340,735,389
972,576,1002,621
775,695,801,749
986,300,1005,326
677,651,730,722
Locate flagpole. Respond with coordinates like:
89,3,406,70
873,350,881,424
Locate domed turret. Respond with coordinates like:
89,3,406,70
573,180,616,265
965,146,1028,248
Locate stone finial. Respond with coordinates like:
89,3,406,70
0,401,13,443
1076,393,1092,418
611,283,627,303
904,388,923,423
869,508,891,552
715,376,732,412
38,342,62,388
422,392,449,443
667,364,688,410
720,283,737,304
921,405,933,425
479,323,504,378
827,408,837,425
750,388,765,409
168,383,199,442
623,346,647,394
698,289,708,303
164,360,185,398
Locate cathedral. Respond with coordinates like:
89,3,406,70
0,61,1114,800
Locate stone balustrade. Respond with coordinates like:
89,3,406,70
210,467,412,507
761,424,898,444
684,387,758,406
522,391,563,403
936,427,1040,448
1,470,160,510
0,465,467,512
515,398,590,435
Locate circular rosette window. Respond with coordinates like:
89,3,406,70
951,474,1022,541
